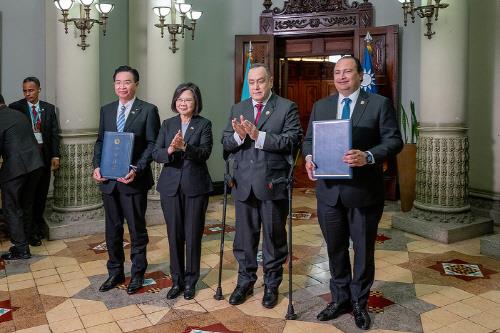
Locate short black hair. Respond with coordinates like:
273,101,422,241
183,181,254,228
0,94,5,105
337,56,363,74
113,65,140,82
170,82,203,115
23,76,41,88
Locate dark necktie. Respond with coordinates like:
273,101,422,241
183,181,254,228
254,103,263,124
341,97,351,120
32,105,41,131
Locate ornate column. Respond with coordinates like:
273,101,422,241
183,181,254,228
392,0,493,243
47,3,104,239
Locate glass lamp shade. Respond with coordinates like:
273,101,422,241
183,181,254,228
95,3,114,14
54,0,74,11
175,3,192,14
76,0,94,5
187,10,202,20
153,6,171,17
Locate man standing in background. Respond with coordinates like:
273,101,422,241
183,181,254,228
9,77,60,246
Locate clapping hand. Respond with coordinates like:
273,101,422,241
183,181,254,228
240,115,259,141
168,130,185,154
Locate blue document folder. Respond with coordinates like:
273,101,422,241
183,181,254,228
100,131,134,179
312,119,352,179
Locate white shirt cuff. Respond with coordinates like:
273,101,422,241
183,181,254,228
254,131,266,149
233,132,244,146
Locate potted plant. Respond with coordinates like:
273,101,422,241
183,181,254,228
397,101,419,212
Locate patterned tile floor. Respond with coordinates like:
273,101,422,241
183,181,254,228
0,190,499,333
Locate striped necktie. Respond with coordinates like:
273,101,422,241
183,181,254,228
341,97,351,120
117,105,126,132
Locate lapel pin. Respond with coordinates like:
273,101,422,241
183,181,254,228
190,127,194,130
265,111,270,115
131,111,136,115
360,100,365,105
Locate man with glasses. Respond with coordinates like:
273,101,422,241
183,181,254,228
93,65,160,294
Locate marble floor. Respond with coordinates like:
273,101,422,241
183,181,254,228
0,189,499,333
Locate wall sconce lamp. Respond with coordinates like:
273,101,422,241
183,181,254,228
54,0,114,50
398,0,449,39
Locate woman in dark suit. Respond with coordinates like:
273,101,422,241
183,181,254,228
152,83,213,300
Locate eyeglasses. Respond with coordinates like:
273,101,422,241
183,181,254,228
176,98,194,104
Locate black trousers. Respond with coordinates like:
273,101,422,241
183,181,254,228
1,168,42,252
31,164,51,238
102,189,149,278
317,197,383,308
233,192,288,289
161,191,208,288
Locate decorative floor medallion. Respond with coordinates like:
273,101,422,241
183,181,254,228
368,290,394,313
0,300,17,324
117,271,172,294
428,259,497,281
90,240,130,254
203,224,235,235
319,290,394,313
376,233,391,244
183,323,242,333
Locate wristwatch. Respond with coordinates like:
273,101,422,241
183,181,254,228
365,151,374,164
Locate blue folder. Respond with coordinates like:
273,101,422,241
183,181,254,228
100,131,134,179
312,119,352,179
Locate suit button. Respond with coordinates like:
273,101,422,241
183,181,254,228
250,160,254,164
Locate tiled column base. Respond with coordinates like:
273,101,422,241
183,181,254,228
392,209,493,244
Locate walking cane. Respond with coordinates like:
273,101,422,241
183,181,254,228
214,157,233,300
285,147,300,320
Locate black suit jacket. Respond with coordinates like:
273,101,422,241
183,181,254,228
152,115,214,197
302,90,403,207
93,98,161,194
0,105,44,183
222,94,303,201
9,99,60,166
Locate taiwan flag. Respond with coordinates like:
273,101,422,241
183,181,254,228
361,45,377,93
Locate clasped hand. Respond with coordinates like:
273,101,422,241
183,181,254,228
232,115,259,141
168,130,186,155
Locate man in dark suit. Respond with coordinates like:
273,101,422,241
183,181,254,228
0,94,44,260
92,65,160,294
222,63,303,309
9,77,60,246
303,56,403,330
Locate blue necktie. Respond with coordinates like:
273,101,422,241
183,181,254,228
117,105,126,132
341,97,351,120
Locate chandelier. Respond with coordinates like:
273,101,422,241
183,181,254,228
152,0,202,53
54,0,114,50
398,0,449,39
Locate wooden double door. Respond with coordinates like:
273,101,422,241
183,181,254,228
235,25,399,197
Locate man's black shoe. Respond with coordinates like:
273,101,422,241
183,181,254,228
167,285,184,299
127,276,144,294
316,302,352,321
1,248,31,260
228,285,253,305
262,286,279,309
99,274,125,292
184,286,196,300
352,302,371,330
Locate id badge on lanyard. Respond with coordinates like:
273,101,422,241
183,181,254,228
30,107,43,144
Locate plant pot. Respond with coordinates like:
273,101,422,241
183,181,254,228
396,143,417,212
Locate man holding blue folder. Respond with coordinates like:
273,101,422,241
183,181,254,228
303,56,402,330
92,66,160,295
